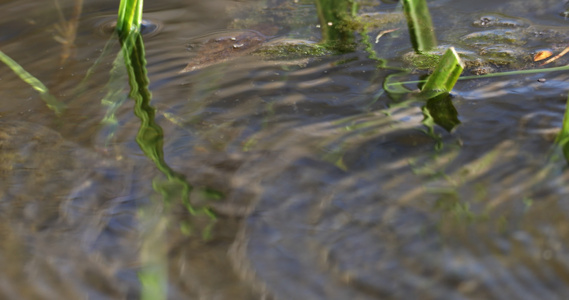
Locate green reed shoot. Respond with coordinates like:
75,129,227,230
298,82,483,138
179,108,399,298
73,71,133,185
402,0,437,53
117,0,143,36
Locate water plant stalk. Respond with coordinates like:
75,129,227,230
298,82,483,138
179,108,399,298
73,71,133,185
117,0,143,36
402,0,437,53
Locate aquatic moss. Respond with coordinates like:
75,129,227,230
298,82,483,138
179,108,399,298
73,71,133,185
348,12,405,32
254,43,332,60
461,29,526,46
403,45,530,72
402,52,441,70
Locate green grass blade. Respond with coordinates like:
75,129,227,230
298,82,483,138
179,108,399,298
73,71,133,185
418,48,463,132
402,0,437,53
117,0,143,36
0,50,65,115
421,47,464,94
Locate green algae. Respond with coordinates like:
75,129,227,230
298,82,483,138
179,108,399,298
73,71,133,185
402,52,441,70
254,42,332,60
342,12,405,31
461,29,527,46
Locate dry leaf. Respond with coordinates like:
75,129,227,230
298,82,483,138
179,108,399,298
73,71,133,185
534,50,553,62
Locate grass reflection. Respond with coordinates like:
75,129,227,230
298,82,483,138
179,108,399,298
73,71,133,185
314,0,357,52
115,1,217,298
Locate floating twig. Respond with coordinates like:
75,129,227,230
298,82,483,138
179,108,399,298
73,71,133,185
540,46,569,66
375,28,399,43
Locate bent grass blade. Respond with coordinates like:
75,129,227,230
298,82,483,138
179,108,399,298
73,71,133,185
420,48,463,134
421,47,464,94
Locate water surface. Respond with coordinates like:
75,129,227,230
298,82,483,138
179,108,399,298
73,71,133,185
1,0,569,299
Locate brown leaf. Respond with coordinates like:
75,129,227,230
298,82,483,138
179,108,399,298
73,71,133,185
534,50,553,62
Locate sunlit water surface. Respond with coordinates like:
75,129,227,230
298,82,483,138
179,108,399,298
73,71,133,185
2,0,569,299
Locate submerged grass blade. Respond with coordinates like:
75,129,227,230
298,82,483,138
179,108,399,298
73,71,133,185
53,0,84,65
555,94,569,163
138,206,168,300
0,51,65,115
402,0,437,53
75,37,121,96
100,40,130,143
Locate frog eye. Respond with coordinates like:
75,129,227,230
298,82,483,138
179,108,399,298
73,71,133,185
534,50,553,62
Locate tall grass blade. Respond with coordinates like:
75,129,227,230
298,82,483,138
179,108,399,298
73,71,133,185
402,0,437,53
117,0,143,36
0,51,65,115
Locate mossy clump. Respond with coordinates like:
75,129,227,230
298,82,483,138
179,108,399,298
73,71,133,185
254,42,332,60
461,29,526,46
402,52,442,70
347,12,405,32
402,44,529,73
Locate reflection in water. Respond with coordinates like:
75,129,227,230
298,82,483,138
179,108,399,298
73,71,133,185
314,0,356,53
0,121,140,299
53,0,83,65
229,129,569,300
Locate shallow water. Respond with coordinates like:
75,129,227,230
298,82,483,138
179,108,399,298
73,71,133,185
2,0,569,299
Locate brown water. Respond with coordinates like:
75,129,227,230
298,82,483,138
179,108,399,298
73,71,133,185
2,0,569,299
